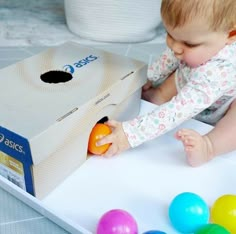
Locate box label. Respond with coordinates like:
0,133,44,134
0,127,32,164
0,127,34,195
0,151,26,190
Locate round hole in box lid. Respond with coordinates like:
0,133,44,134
40,70,73,84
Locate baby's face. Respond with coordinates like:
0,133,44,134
163,19,229,67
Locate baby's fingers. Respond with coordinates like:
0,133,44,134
96,134,118,157
104,119,120,129
142,80,152,91
96,134,113,147
102,144,119,157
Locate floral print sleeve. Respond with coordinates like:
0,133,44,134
123,59,236,148
147,47,179,86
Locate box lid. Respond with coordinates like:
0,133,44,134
0,42,145,139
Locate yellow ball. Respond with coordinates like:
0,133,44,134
211,194,236,233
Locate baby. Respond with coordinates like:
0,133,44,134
97,0,236,167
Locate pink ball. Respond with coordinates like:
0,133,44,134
96,209,138,234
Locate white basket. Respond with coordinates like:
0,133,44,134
64,0,162,43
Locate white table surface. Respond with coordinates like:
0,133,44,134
42,100,236,234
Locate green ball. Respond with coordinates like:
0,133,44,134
194,224,230,234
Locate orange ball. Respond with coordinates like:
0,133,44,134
88,123,111,155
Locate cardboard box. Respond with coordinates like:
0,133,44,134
0,42,147,199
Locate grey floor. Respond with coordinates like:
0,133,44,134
0,186,69,234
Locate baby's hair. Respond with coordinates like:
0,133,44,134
161,0,236,32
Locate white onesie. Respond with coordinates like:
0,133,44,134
122,42,236,148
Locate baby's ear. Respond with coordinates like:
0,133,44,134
227,26,236,44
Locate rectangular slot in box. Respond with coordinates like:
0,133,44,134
0,42,147,199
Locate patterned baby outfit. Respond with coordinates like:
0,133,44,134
122,42,236,148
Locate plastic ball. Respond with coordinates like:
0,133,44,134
88,123,111,155
211,194,236,233
96,209,138,234
168,192,210,233
194,223,230,234
143,230,166,234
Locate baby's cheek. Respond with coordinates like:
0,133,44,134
184,52,210,68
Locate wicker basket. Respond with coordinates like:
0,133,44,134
64,0,162,42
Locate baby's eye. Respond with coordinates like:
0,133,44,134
184,42,200,48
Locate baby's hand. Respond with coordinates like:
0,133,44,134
142,80,157,102
96,120,131,157
142,80,158,103
142,80,152,92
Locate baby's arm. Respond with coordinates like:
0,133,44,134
142,71,177,105
142,48,179,105
147,47,179,86
98,61,236,156
125,62,236,148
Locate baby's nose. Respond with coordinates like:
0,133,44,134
172,42,184,55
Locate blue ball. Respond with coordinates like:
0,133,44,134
169,192,209,233
143,231,166,234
